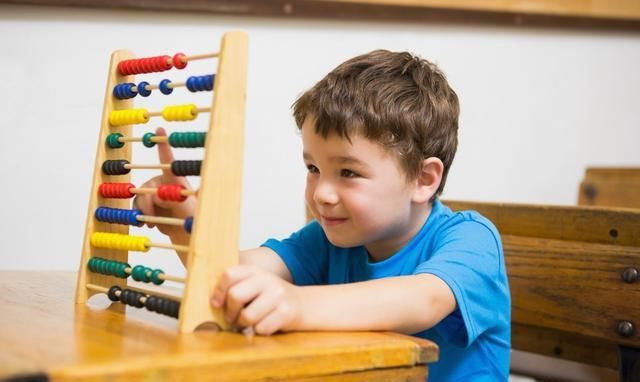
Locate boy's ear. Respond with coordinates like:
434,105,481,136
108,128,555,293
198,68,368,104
412,157,444,204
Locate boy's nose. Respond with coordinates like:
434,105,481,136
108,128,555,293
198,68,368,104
313,180,339,205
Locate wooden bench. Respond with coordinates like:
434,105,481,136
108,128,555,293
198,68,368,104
447,200,640,382
578,167,640,209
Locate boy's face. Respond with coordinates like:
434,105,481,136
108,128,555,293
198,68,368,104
302,118,424,257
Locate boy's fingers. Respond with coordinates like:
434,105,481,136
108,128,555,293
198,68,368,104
237,291,278,328
254,306,286,336
224,277,265,324
211,265,255,309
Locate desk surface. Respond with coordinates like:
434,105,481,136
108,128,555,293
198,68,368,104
0,271,437,381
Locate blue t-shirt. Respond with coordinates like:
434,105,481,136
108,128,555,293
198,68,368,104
262,199,511,381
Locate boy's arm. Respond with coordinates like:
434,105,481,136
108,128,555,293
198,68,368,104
240,247,292,282
213,266,456,335
297,274,456,334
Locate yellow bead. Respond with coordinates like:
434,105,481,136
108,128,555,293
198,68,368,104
90,232,150,252
109,109,149,126
162,104,197,122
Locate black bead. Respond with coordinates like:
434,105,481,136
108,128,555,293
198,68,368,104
145,296,158,312
107,285,121,302
102,160,130,175
171,160,201,176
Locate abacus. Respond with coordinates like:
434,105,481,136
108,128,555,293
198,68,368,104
75,32,248,332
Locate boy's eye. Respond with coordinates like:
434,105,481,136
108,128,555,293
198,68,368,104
340,169,359,178
306,164,319,174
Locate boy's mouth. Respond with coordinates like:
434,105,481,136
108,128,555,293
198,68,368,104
321,215,348,226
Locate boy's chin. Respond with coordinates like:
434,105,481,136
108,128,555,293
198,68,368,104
324,233,362,249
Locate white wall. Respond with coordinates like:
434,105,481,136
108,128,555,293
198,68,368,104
1,4,639,271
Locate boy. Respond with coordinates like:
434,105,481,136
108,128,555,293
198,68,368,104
136,50,511,381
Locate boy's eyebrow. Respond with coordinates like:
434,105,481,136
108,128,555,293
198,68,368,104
303,152,367,167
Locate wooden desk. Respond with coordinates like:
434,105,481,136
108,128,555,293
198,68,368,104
0,272,437,381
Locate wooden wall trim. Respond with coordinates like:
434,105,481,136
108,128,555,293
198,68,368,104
2,0,640,31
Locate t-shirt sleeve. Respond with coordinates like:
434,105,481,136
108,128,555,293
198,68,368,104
261,221,329,286
414,218,507,348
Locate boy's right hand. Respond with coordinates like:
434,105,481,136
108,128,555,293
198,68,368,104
134,127,197,241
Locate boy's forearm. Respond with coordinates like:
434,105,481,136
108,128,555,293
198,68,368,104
295,274,455,334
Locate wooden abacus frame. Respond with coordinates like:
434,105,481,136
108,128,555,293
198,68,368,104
75,32,248,333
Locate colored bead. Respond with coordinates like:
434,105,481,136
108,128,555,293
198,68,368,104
90,232,150,252
169,132,206,148
159,79,173,95
173,53,187,69
109,109,149,126
186,74,214,92
137,81,152,97
150,269,164,285
184,216,193,233
106,133,124,149
157,184,186,202
98,182,135,199
131,265,150,282
88,257,169,286
102,160,130,175
171,160,201,176
118,55,172,76
107,285,121,302
113,83,137,99
94,206,142,226
162,104,198,122
141,132,156,148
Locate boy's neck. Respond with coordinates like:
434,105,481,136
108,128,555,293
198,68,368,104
366,201,434,263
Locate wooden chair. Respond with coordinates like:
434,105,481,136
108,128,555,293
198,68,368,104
447,200,640,382
578,167,640,209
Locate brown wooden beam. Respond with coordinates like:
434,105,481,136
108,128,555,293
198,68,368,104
2,0,640,31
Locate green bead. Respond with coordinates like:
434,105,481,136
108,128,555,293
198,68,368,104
150,269,165,285
118,263,130,278
142,132,156,148
169,132,206,148
88,257,98,272
106,133,124,149
131,265,144,281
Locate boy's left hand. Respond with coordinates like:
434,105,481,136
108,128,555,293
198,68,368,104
211,264,302,335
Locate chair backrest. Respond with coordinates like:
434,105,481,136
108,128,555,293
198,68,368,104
578,167,640,209
447,200,640,377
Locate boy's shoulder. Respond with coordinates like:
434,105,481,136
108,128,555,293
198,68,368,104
434,200,500,238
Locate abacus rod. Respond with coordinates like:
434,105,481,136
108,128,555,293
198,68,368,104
136,215,186,227
148,241,190,252
123,266,186,284
185,52,219,61
86,283,182,302
124,164,171,170
86,283,109,293
127,285,182,302
147,107,210,117
130,187,197,197
118,136,168,143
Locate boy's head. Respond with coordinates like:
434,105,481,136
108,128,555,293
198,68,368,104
293,49,459,198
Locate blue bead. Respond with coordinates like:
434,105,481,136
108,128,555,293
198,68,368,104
113,83,137,99
130,209,142,226
138,81,151,97
186,74,214,92
159,79,173,95
184,216,193,233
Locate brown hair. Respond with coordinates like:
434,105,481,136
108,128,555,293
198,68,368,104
292,50,459,198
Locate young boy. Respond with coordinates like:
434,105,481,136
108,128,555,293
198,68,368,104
136,50,511,381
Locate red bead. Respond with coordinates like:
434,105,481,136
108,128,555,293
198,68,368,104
99,182,135,199
117,55,172,76
157,184,187,202
173,53,187,69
